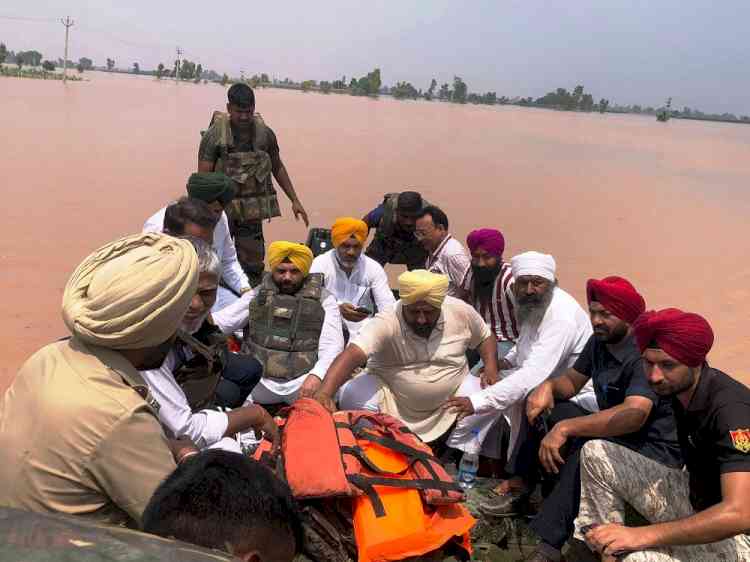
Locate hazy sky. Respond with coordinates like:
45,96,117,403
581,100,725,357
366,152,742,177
2,1,748,114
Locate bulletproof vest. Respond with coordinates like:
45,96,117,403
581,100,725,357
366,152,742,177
372,193,430,269
208,111,281,224
172,329,227,410
246,273,325,382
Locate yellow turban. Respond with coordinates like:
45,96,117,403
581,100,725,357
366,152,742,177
331,217,368,247
398,270,449,308
267,241,314,275
62,233,199,350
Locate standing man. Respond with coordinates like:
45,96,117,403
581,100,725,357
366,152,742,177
415,205,471,298
578,309,750,561
246,242,344,405
310,217,396,340
198,83,309,284
460,228,518,360
363,191,428,271
0,233,200,526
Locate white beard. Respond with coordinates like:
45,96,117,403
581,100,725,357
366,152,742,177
181,310,210,335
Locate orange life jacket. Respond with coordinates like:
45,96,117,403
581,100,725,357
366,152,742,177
253,399,475,560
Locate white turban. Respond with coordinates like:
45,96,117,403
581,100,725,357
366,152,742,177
62,233,199,350
511,251,556,282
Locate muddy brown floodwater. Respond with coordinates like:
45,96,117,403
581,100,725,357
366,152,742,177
1,71,749,391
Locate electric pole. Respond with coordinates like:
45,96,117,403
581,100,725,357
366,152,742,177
175,47,182,81
61,16,74,83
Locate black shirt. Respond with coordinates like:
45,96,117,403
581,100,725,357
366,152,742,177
573,333,682,468
673,366,750,511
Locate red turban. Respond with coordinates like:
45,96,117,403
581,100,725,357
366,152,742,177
633,308,714,367
586,276,645,324
467,228,505,258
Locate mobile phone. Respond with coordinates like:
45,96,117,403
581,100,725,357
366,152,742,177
355,306,372,314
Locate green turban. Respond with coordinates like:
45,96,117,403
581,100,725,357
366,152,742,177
186,172,235,205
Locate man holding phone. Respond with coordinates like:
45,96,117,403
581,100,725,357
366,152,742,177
310,217,396,340
491,276,681,562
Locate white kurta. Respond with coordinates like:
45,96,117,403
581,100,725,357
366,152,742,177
251,288,345,403
449,287,598,454
143,206,250,295
310,249,396,338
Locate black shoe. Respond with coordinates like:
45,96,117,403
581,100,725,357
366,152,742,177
478,488,530,517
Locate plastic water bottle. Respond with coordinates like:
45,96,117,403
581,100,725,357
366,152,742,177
457,430,481,489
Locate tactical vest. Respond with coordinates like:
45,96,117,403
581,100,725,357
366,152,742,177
246,273,325,382
172,329,227,410
208,111,281,224
371,192,430,269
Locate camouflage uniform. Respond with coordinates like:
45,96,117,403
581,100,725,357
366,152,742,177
200,112,282,283
574,439,750,561
172,328,227,410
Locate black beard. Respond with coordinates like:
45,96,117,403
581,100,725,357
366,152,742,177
472,264,501,303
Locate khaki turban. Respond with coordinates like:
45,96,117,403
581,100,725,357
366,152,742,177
331,217,368,247
267,241,314,276
398,270,449,308
62,233,199,350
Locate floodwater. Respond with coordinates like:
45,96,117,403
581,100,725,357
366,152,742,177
2,71,749,390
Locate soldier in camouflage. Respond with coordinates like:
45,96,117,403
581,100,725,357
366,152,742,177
577,309,750,561
363,191,429,271
199,83,309,285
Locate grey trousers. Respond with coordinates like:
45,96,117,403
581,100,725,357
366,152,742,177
574,439,750,561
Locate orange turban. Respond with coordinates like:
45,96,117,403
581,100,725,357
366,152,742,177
331,217,368,247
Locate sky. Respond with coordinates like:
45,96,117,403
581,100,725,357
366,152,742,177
1,1,749,115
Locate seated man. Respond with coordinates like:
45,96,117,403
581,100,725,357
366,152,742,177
313,270,500,451
310,217,396,340
363,190,428,271
246,241,345,405
494,277,681,562
140,238,277,453
0,233,200,526
144,172,252,310
143,450,302,562
578,309,750,561
415,205,471,298
460,228,518,362
444,252,598,485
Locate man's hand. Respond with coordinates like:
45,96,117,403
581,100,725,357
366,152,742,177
538,425,568,474
480,367,499,389
250,407,281,452
312,390,337,413
586,523,648,556
167,437,200,464
292,200,309,227
340,303,369,323
298,374,322,399
443,397,475,420
526,381,554,424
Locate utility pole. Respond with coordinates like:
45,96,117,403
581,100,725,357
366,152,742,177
175,47,182,81
60,16,74,83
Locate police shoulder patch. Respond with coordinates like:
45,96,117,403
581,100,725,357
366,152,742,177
729,428,750,453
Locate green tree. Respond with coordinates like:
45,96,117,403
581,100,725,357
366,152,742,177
132,62,140,74
438,82,450,100
320,80,332,93
392,81,420,100
0,43,8,65
156,63,165,79
76,63,84,73
598,98,609,113
424,78,437,101
16,58,23,71
580,93,594,112
301,80,316,92
18,50,43,67
260,73,269,84
106,58,115,71
179,60,196,80
221,73,229,86
195,63,203,83
78,57,93,70
571,84,584,110
452,76,467,103
42,60,55,71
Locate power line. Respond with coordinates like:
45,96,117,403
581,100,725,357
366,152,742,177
0,14,57,23
61,16,74,83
